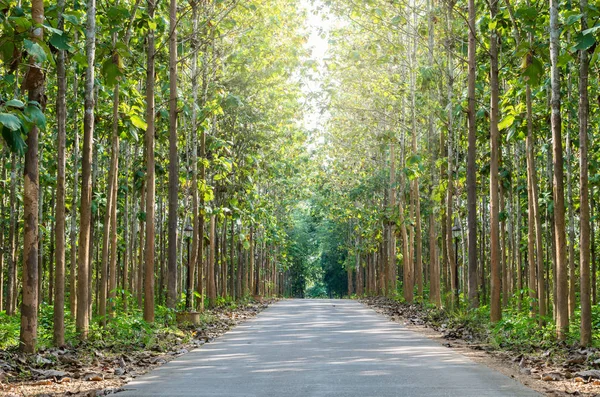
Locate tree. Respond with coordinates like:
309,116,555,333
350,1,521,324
550,0,569,339
489,0,501,323
76,0,97,339
167,0,179,309
466,0,478,308
53,0,67,346
144,0,157,323
578,0,591,346
19,0,45,353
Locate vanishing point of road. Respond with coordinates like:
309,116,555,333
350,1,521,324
118,299,539,396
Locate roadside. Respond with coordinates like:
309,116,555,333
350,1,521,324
0,300,273,397
361,297,600,397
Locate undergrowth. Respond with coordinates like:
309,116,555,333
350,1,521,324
0,292,257,352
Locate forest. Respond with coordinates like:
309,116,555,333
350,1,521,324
0,0,600,386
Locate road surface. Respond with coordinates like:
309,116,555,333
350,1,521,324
118,299,539,396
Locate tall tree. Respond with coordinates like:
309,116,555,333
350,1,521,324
549,0,569,339
489,0,501,323
579,0,591,346
466,0,478,308
53,0,67,346
167,0,179,309
20,0,45,353
76,0,96,338
144,0,157,323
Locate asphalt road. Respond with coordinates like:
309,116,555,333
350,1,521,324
118,299,539,396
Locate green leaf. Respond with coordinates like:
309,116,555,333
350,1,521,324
63,14,80,25
24,39,47,63
574,32,596,51
50,33,72,51
72,52,88,67
43,24,63,35
1,126,25,155
564,12,582,26
101,57,122,86
498,114,515,131
24,104,46,130
0,112,22,131
5,99,24,109
130,114,147,130
558,53,572,67
583,24,600,35
522,56,543,86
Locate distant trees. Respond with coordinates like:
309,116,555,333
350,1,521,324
323,0,600,342
0,0,308,352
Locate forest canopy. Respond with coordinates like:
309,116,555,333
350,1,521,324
1,0,600,355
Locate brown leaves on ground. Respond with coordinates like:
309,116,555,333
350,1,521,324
0,300,272,397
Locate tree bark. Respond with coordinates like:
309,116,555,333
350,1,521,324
69,70,79,317
466,0,478,308
20,0,45,352
144,0,156,322
489,0,502,323
207,215,216,307
166,0,179,309
53,0,67,346
6,154,17,316
579,0,591,346
550,0,569,339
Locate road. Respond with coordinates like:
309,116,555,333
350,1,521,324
118,299,539,396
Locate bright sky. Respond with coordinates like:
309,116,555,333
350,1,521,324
300,0,334,140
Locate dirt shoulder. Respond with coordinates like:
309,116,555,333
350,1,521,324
0,300,273,397
361,297,600,397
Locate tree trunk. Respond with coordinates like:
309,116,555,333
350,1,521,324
207,215,216,307
579,0,591,346
6,154,17,316
75,0,95,339
69,69,79,316
186,1,199,311
166,0,179,309
20,0,45,352
53,0,67,346
144,0,156,323
466,0,478,308
550,0,569,339
489,0,501,323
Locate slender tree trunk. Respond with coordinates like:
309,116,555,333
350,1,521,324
75,0,96,338
207,215,216,307
6,155,16,316
550,0,569,339
0,162,4,313
579,0,591,346
466,0,478,308
69,69,79,316
166,0,179,309
122,144,129,312
144,0,156,322
186,1,200,311
445,0,456,308
137,180,145,308
592,189,597,305
20,0,45,352
53,0,67,346
388,138,396,296
489,0,501,323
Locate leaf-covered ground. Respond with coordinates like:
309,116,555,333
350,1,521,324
0,300,272,396
361,297,600,397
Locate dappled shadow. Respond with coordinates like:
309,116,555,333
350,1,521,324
119,299,539,396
